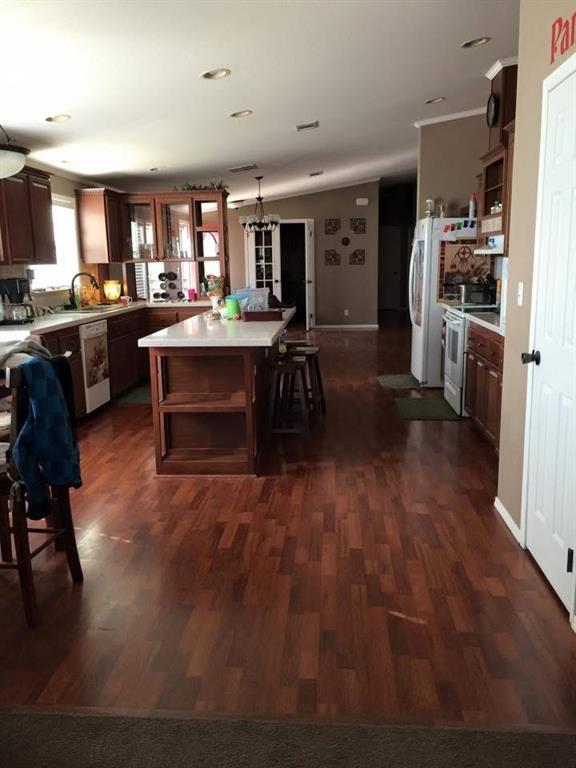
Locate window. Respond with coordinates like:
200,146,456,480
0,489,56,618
31,199,80,290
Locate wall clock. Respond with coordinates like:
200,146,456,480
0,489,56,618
486,92,499,128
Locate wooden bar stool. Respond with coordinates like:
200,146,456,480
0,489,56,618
268,356,310,435
286,345,326,417
0,363,83,627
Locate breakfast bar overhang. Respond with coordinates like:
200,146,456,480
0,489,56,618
138,309,295,475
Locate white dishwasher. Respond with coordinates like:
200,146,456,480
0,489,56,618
79,320,111,413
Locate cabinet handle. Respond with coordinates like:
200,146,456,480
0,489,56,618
489,370,498,378
477,361,484,368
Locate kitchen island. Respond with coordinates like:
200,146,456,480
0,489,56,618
138,308,295,476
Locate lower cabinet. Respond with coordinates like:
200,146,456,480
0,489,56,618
40,327,87,418
464,324,504,450
40,306,207,416
107,310,148,398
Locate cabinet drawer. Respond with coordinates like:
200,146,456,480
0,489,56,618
147,309,179,328
107,310,145,339
58,328,81,354
467,324,504,372
177,308,205,322
40,332,60,356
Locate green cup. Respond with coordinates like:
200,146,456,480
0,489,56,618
225,296,241,319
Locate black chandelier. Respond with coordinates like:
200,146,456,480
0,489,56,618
239,176,280,233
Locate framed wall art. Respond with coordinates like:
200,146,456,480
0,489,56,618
324,249,341,266
350,217,366,234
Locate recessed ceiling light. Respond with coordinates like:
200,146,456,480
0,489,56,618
296,120,319,132
61,160,70,164
201,68,231,80
149,166,167,172
424,96,446,104
309,170,323,177
461,36,491,49
229,110,253,118
45,114,71,123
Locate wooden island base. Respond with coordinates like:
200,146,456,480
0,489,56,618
149,346,269,475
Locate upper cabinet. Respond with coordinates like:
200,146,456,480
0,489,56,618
478,62,518,247
78,187,230,287
76,188,124,263
0,169,56,265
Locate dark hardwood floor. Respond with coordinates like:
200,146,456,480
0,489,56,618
1,319,575,727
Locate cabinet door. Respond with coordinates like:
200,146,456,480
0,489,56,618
1,174,34,263
109,334,139,397
68,352,87,418
105,192,124,262
29,175,56,264
485,367,502,445
473,358,488,428
464,352,476,416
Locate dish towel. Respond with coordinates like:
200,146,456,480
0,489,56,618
11,357,82,520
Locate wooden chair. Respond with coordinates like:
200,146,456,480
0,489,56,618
0,362,83,628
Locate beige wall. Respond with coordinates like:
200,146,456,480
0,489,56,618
228,181,379,326
416,114,488,217
497,0,575,525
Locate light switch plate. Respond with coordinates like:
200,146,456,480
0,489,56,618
517,281,524,306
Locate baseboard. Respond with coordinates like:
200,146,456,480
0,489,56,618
494,496,524,546
314,324,379,330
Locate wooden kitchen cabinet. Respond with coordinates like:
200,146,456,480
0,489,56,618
76,188,124,263
40,327,86,418
0,169,56,265
464,323,504,450
107,309,148,397
28,174,57,264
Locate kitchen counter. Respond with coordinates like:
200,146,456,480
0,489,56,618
466,311,504,336
0,300,212,337
138,308,296,349
440,302,504,337
140,307,296,477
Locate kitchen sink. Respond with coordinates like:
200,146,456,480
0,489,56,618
64,304,126,313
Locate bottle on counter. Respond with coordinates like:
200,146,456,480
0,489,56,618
468,192,477,220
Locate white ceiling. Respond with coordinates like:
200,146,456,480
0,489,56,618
1,0,519,202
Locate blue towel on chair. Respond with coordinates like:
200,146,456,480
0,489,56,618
12,357,82,520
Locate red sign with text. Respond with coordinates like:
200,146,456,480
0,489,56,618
551,11,576,63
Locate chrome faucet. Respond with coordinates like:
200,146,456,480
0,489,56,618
69,272,100,309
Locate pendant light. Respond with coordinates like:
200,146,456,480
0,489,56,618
239,176,280,232
0,124,30,179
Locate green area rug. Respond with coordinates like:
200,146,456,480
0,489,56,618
115,384,151,405
0,712,574,768
377,374,420,390
395,396,461,420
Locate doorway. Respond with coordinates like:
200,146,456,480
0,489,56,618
280,223,306,325
522,52,576,626
245,219,315,329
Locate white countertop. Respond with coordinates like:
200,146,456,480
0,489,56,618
138,307,296,348
0,300,212,339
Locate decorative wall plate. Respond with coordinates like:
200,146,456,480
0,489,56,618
324,249,341,266
350,217,366,234
349,249,365,265
324,218,341,235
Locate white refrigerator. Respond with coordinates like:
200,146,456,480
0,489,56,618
409,217,477,387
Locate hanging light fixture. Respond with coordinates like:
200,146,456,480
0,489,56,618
239,176,280,232
0,124,30,179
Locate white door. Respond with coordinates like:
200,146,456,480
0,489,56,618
524,54,576,617
304,220,315,330
245,228,281,298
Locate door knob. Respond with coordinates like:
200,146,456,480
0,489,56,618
521,350,541,365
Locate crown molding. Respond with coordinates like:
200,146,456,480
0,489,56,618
414,107,485,129
484,57,518,80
